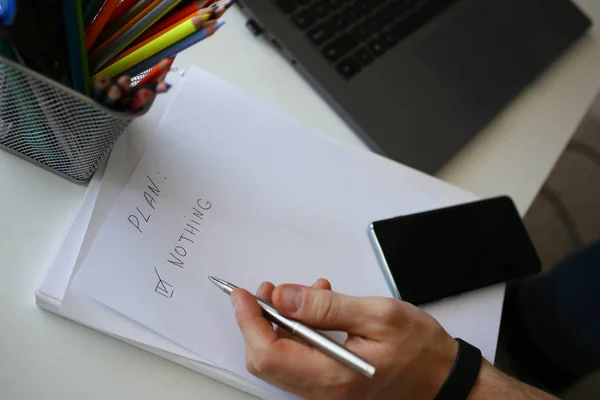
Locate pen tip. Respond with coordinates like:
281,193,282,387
215,21,226,30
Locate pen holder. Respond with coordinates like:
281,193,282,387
0,55,148,183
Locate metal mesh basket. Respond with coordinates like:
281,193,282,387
0,55,145,183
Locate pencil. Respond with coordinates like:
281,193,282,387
137,58,174,86
116,75,132,93
84,0,105,28
131,0,212,45
110,9,211,64
92,16,207,80
121,0,235,61
119,21,224,78
95,0,156,46
85,0,120,51
103,84,123,109
108,0,138,22
129,88,155,112
89,0,183,73
93,76,110,102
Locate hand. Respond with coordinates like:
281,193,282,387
230,279,459,400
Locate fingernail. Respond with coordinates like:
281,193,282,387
280,287,302,312
311,280,320,288
230,295,240,311
255,282,264,296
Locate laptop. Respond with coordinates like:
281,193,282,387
237,0,591,174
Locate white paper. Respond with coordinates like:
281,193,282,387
73,67,495,392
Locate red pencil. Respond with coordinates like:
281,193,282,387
130,88,155,112
109,0,138,22
137,58,174,86
85,0,121,51
131,0,213,46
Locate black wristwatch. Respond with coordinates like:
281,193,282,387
434,338,482,400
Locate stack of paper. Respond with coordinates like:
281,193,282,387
36,67,505,399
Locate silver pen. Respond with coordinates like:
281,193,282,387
208,276,376,378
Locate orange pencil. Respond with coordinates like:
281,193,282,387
109,0,138,22
137,58,174,86
85,0,120,51
89,0,163,69
132,0,213,45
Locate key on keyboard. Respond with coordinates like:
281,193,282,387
278,0,460,79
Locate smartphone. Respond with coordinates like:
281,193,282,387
369,196,541,305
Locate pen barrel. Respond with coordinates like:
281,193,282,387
291,324,376,378
257,299,375,378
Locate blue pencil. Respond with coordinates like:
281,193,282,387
118,21,225,79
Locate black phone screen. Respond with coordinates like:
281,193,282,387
370,196,541,305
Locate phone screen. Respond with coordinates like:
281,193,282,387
369,197,541,305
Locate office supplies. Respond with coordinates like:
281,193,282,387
128,87,154,111
85,0,119,50
63,0,91,95
120,0,233,61
92,75,110,101
116,75,132,93
119,21,223,78
33,66,510,400
89,0,182,73
92,18,219,80
209,276,376,378
65,66,503,398
103,84,123,108
369,197,541,305
131,0,214,45
137,58,173,86
83,0,105,28
237,0,592,174
108,0,138,22
95,0,156,45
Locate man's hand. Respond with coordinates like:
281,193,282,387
231,279,458,400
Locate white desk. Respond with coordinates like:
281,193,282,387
1,1,600,399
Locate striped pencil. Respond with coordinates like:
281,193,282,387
92,16,211,80
131,0,214,45
119,21,223,79
85,0,120,50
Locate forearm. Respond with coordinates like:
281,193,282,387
468,361,559,400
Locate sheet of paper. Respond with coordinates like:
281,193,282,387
72,67,499,392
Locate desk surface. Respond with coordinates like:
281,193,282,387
1,1,600,399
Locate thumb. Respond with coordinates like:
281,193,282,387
272,284,379,336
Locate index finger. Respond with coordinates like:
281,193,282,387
231,288,360,393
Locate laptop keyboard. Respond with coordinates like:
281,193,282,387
276,0,458,79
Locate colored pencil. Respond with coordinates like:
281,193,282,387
63,0,91,95
103,84,124,108
116,75,132,93
93,76,110,102
95,0,156,46
132,0,212,45
85,0,120,50
119,21,223,79
129,88,155,112
137,58,174,86
92,16,206,80
89,0,183,73
110,9,211,64
84,0,105,28
109,0,139,22
124,0,234,57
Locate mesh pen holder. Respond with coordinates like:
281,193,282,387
0,55,148,183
